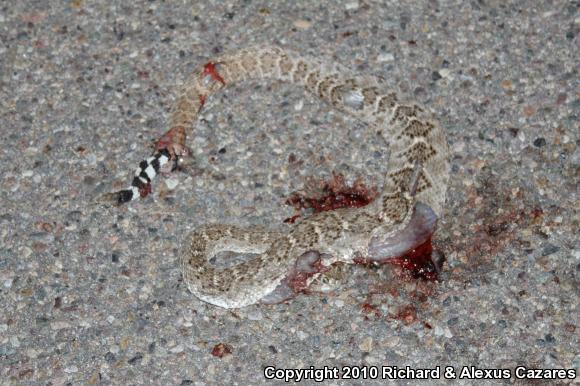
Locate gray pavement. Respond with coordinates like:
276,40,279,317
0,1,578,385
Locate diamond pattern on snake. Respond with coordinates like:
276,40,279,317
100,46,450,308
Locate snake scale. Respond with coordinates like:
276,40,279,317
102,46,449,308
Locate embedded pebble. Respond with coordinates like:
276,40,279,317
439,68,451,78
169,344,184,354
377,52,395,62
246,309,263,321
359,337,373,352
10,336,20,348
293,19,312,29
345,1,359,11
51,321,71,331
294,99,304,111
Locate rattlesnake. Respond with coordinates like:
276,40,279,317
102,46,450,308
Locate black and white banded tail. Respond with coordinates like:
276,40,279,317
100,148,175,205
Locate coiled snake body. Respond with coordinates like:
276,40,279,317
103,46,449,308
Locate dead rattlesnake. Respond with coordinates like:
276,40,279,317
102,46,449,308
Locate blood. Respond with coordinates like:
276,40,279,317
260,252,331,304
379,237,441,281
154,126,185,153
285,172,377,223
305,190,372,213
201,62,226,85
530,207,543,219
351,238,442,281
283,214,301,224
211,343,233,358
361,302,381,318
287,254,329,293
390,305,417,325
138,182,152,198
284,173,443,280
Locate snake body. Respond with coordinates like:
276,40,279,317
104,46,449,308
